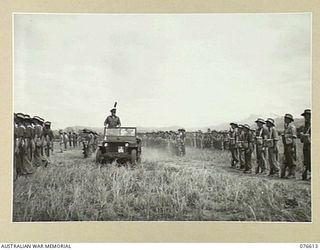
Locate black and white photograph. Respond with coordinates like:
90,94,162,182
13,13,311,222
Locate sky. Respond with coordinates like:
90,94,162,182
14,13,311,129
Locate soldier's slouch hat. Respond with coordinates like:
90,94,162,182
301,109,311,116
230,122,238,127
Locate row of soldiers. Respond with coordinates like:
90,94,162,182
14,113,53,180
58,129,99,158
141,130,227,151
58,130,80,152
140,109,311,181
228,110,311,180
140,130,186,155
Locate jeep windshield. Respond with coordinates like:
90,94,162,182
106,128,136,137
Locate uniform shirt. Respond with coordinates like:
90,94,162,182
25,125,34,138
244,130,254,144
34,124,43,138
229,128,238,144
17,124,26,138
104,115,121,128
256,126,269,139
268,127,279,141
301,122,311,145
283,122,297,145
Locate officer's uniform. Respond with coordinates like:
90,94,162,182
300,109,311,180
281,114,297,178
104,108,121,128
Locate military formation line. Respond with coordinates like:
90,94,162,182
13,113,100,180
141,110,311,181
14,109,311,181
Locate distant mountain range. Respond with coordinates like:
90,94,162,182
58,114,305,134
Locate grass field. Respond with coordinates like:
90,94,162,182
13,143,311,222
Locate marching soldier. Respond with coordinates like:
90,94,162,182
281,113,297,179
265,118,280,176
104,107,121,128
254,118,269,174
300,109,311,180
243,124,254,174
229,122,239,168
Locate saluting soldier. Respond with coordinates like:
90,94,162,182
265,118,280,176
243,124,254,174
104,107,121,128
254,118,269,175
229,122,239,168
281,113,297,179
300,109,311,180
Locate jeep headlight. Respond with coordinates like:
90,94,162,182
125,143,129,147
104,142,108,147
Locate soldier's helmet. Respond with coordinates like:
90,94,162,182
230,122,238,127
24,114,31,121
255,118,265,124
266,118,275,126
243,124,250,130
284,113,294,122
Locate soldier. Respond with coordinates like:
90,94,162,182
58,130,64,153
15,113,27,176
104,107,121,128
254,118,269,175
281,113,297,179
63,132,68,150
265,118,280,176
300,109,311,180
229,122,239,168
43,121,53,158
243,124,254,174
177,129,186,156
68,131,72,148
237,124,245,170
33,116,48,167
23,114,35,172
72,132,78,148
